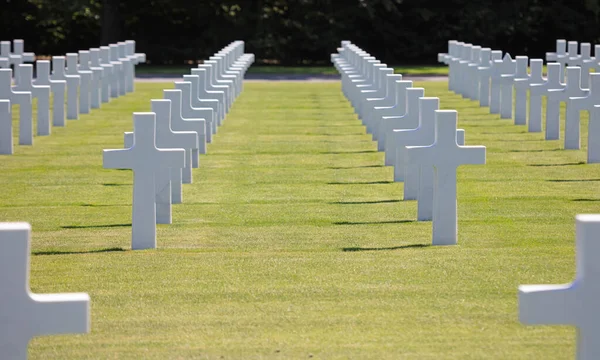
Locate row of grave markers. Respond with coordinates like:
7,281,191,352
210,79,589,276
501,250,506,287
437,40,600,359
331,41,486,246
103,40,254,251
438,40,600,163
0,39,146,155
0,41,254,359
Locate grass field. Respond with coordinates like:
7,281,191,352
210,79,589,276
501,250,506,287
1,79,593,358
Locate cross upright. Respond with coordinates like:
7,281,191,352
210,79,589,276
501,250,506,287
123,100,198,221
529,63,563,133
519,214,600,360
566,41,580,67
513,56,530,125
14,64,51,136
384,87,424,167
190,68,226,126
578,43,594,88
376,80,412,150
406,110,486,246
34,60,66,127
79,50,103,109
184,74,223,133
92,48,112,103
0,222,90,360
497,53,517,119
0,69,32,146
66,53,92,114
546,39,566,62
478,50,502,107
109,45,125,96
103,113,186,250
174,81,214,143
51,56,80,120
0,41,10,68
566,74,600,155
547,66,588,142
0,100,12,155
465,46,482,100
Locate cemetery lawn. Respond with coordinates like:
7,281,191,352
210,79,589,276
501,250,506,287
1,81,588,359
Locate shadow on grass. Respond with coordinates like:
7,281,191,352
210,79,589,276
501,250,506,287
80,203,125,207
330,200,401,205
33,247,126,256
320,150,378,155
103,183,131,186
328,181,393,185
61,223,131,229
326,165,384,169
334,220,414,225
572,198,600,202
528,161,586,167
508,149,547,153
547,179,600,182
343,244,429,252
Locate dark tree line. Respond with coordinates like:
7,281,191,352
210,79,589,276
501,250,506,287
2,0,600,65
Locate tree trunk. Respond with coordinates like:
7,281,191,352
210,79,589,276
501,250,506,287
101,0,123,45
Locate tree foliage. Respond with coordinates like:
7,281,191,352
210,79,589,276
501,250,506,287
2,0,600,65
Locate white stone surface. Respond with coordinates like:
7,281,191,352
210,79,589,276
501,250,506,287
34,60,66,127
79,50,102,109
567,74,600,157
190,68,227,127
123,100,197,219
383,88,424,167
66,53,92,114
529,63,563,133
174,81,214,143
0,41,10,69
0,100,11,155
406,110,485,246
96,48,113,103
0,222,90,359
51,56,80,120
163,89,206,183
14,65,51,136
184,74,222,135
546,39,569,82
513,56,532,125
0,69,32,146
547,67,588,143
589,105,600,164
103,113,185,250
478,50,502,107
117,42,134,94
490,53,513,115
466,46,482,100
376,81,412,151
110,45,125,97
369,74,403,141
519,214,600,360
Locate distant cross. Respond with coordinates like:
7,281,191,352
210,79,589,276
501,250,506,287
0,69,32,146
51,56,80,120
547,66,588,143
110,45,125,96
174,81,214,143
0,41,10,68
14,64,51,136
384,88,424,167
578,43,594,88
103,113,185,250
376,80,412,150
91,48,112,103
519,214,600,360
529,63,563,133
406,110,486,246
124,100,197,220
185,74,224,134
0,222,90,360
66,53,92,114
567,74,600,158
477,50,502,107
513,56,530,125
0,100,12,155
79,50,103,109
465,46,482,100
34,60,66,127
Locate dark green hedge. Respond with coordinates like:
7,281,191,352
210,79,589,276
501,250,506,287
2,0,600,65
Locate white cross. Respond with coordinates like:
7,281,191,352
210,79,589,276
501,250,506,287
190,68,227,126
547,66,588,144
578,43,594,89
124,100,197,221
477,50,502,107
66,53,92,114
100,46,120,98
369,75,404,142
465,46,482,100
34,60,66,127
0,69,32,146
184,74,223,134
0,100,12,155
490,53,514,116
103,113,185,250
384,88,424,167
51,56,80,120
375,80,412,150
406,110,486,245
163,89,206,182
0,222,90,360
567,73,600,161
117,42,134,94
566,41,580,66
79,50,103,109
529,63,563,134
0,41,10,69
512,56,530,125
110,44,125,97
174,81,214,143
546,39,566,62
92,48,112,103
519,214,600,360
13,64,51,136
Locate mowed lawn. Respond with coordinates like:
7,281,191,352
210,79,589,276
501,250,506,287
0,80,595,359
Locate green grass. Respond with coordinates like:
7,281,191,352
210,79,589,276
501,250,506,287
1,80,593,358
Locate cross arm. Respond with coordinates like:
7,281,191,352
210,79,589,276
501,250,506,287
405,145,433,166
103,148,133,169
29,293,90,336
459,145,486,165
156,148,186,169
519,284,575,325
